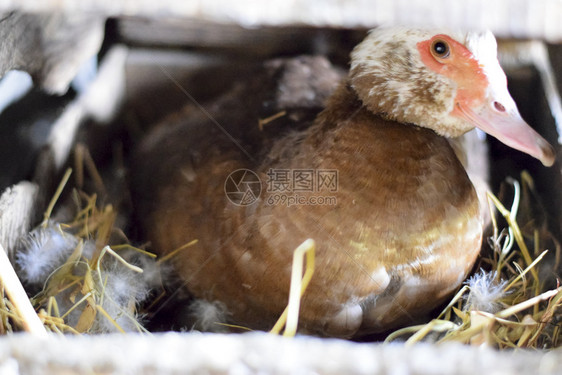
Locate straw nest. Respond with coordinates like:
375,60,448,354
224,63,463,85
0,151,560,350
2,159,163,334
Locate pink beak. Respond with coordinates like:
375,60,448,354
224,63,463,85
455,101,556,167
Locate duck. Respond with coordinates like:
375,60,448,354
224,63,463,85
132,27,555,338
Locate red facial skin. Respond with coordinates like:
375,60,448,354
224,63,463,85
417,34,489,116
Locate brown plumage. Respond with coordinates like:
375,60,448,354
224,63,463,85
132,27,554,337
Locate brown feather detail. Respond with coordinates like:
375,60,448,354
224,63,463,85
136,81,482,336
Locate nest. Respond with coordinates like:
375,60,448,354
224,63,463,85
0,152,560,352
0,161,162,334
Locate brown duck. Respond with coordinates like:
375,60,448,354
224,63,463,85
133,27,555,337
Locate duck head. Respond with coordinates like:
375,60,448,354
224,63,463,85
350,27,556,167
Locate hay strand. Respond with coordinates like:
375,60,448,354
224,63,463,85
270,239,316,336
42,168,72,228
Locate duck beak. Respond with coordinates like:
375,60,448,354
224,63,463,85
455,101,556,167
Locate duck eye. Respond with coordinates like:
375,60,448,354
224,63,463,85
431,39,450,59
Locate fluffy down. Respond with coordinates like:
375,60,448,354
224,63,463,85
15,221,164,333
464,269,507,313
16,223,78,285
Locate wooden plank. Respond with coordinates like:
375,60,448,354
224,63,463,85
1,0,562,41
